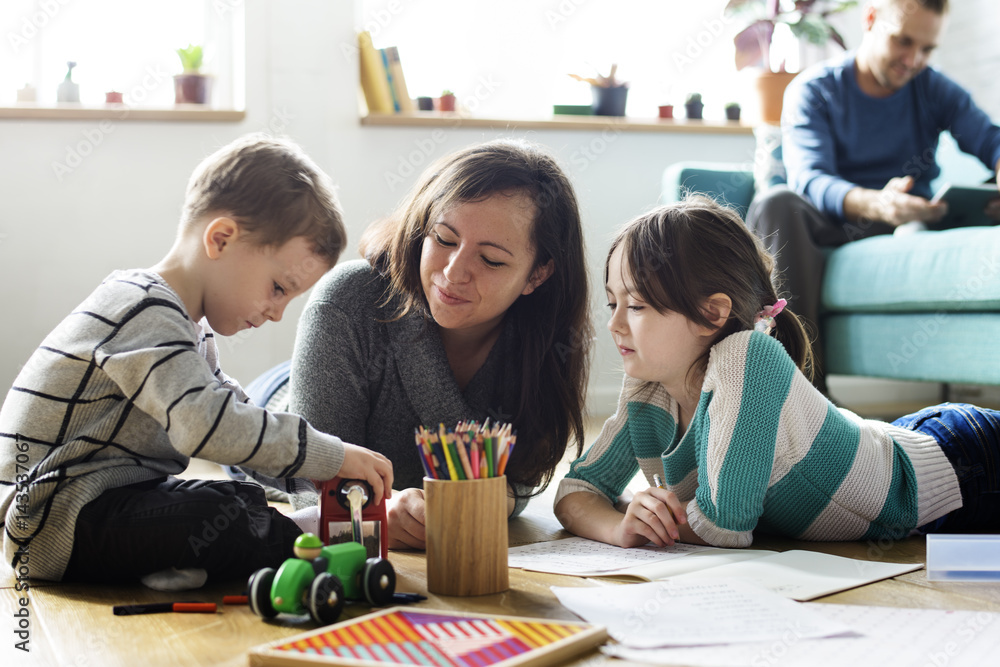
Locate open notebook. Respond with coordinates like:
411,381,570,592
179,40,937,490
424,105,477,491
508,537,922,601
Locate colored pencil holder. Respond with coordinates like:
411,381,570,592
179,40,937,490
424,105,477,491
424,475,509,596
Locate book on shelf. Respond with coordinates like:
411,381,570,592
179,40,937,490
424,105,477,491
357,30,394,114
508,536,922,601
382,46,415,112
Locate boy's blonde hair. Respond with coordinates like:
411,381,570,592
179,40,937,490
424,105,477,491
182,134,346,265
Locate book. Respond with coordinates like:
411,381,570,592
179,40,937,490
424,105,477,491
508,537,922,601
357,31,394,114
382,46,414,113
248,607,607,667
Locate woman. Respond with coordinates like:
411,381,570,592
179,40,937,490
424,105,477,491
289,138,592,549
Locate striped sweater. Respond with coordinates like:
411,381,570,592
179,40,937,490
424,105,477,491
555,330,962,547
0,270,346,580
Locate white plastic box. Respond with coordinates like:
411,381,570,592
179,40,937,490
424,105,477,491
926,534,1000,581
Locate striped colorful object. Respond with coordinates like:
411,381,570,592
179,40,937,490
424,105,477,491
250,607,606,667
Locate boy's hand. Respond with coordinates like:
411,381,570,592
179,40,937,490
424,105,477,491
613,488,687,548
386,488,426,550
338,444,393,505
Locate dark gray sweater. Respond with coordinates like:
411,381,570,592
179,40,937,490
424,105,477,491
289,260,530,515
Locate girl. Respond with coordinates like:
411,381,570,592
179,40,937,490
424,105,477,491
555,195,999,549
291,139,593,549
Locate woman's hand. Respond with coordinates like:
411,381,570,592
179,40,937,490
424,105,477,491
613,487,688,548
338,443,393,505
387,488,426,550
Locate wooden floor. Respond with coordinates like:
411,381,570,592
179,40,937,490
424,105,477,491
4,417,1000,666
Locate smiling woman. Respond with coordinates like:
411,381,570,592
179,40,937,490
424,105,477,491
288,139,593,550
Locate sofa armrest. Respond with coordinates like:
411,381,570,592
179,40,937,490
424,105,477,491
660,162,756,218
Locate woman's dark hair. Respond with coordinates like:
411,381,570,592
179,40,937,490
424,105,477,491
606,195,814,391
360,138,593,496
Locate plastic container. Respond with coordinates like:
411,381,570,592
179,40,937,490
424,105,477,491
926,534,1000,581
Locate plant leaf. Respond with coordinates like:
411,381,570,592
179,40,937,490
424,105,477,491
733,20,774,71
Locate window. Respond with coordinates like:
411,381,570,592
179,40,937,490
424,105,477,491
3,0,244,109
359,0,801,120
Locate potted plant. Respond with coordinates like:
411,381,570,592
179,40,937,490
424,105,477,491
438,90,456,112
684,93,704,120
658,104,674,119
174,43,211,105
570,65,629,117
725,102,742,121
727,0,856,122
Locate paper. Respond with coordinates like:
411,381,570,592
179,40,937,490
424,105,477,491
552,579,851,648
507,536,711,575
603,603,1000,666
666,549,923,601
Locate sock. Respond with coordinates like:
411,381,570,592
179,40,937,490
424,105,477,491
140,567,208,592
290,505,319,535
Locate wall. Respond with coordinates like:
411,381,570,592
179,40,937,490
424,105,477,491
0,1,755,417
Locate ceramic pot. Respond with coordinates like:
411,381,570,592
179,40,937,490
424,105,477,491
174,74,211,104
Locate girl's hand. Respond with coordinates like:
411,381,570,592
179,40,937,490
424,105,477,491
386,488,426,550
338,443,393,505
613,488,688,548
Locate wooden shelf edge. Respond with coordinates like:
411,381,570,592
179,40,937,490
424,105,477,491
361,112,755,135
0,105,246,122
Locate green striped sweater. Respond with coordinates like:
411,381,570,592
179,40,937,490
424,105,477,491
555,331,962,547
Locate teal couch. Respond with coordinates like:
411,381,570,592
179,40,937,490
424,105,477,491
661,159,1000,386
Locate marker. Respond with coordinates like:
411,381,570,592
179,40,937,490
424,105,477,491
113,602,217,616
222,595,248,605
653,474,664,489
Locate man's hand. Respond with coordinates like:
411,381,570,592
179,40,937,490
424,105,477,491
845,176,948,226
386,488,426,550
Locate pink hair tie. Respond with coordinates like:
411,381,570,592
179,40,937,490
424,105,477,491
754,298,787,335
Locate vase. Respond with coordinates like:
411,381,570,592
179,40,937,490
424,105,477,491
755,70,797,124
684,102,704,120
174,74,211,104
591,85,628,117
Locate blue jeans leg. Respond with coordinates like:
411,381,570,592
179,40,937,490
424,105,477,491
893,403,1000,533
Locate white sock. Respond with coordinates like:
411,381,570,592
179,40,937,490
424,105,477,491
290,505,319,535
140,567,208,592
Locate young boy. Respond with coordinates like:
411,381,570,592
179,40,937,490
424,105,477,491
0,134,392,589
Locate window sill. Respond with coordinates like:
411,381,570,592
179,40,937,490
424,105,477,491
0,104,246,122
361,112,754,135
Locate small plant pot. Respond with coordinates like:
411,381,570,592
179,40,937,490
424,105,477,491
416,96,434,111
591,85,628,117
658,104,674,119
105,91,123,104
725,106,741,121
438,94,456,112
174,74,211,104
684,102,704,120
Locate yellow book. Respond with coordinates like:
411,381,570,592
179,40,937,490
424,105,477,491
357,31,394,114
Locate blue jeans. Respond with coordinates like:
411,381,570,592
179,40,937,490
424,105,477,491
893,403,1000,533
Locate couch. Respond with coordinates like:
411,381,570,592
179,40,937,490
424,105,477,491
660,136,1000,386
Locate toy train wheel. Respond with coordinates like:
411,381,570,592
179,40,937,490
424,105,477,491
308,572,345,625
362,558,396,606
248,567,278,619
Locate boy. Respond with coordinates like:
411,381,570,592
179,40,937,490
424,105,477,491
0,134,392,589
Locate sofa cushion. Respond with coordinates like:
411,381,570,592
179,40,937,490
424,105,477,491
823,227,1000,312
825,313,1000,384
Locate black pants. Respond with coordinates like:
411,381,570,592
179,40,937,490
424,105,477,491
63,477,301,584
745,186,895,390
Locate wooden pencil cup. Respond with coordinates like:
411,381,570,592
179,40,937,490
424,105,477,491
424,476,509,596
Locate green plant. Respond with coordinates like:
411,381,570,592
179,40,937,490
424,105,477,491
727,0,857,72
441,89,455,97
725,101,741,110
685,93,703,105
176,44,203,73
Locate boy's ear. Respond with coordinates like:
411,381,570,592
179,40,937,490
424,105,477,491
521,259,555,296
203,217,241,260
698,293,732,334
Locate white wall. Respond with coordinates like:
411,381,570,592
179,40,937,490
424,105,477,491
0,1,755,416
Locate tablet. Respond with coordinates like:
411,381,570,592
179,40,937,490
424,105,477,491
929,182,1000,229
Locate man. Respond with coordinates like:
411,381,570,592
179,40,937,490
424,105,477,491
746,0,1000,392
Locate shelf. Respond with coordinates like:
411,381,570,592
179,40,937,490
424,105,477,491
0,104,246,122
361,112,754,135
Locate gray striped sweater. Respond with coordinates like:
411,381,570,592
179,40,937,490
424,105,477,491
555,330,962,547
0,270,346,580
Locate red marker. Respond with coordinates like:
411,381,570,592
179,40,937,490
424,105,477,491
113,602,217,616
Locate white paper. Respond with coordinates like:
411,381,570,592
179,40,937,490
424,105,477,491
508,536,710,575
603,603,1000,666
665,549,923,601
552,579,851,648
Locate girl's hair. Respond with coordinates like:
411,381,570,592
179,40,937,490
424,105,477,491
606,195,814,388
359,138,593,496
